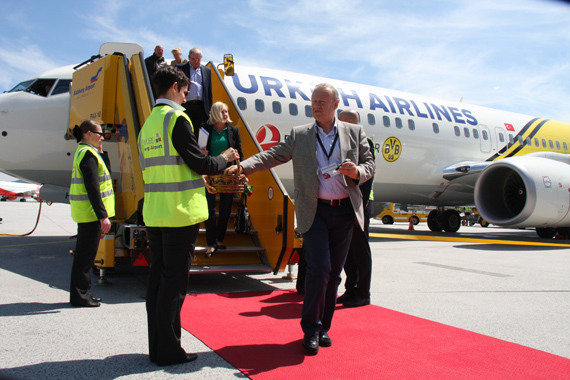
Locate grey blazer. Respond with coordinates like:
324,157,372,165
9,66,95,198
241,120,375,234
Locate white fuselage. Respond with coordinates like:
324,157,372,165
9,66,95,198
0,63,565,211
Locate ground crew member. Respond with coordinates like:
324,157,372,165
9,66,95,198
139,66,238,366
69,120,114,308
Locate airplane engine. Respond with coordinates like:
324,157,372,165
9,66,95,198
474,155,570,228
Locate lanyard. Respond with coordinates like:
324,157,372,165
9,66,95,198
316,131,339,163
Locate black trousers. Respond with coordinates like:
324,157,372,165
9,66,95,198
70,221,101,305
300,202,354,334
146,224,198,365
182,101,208,138
343,216,372,298
205,191,234,247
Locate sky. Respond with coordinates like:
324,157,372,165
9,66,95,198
0,0,569,125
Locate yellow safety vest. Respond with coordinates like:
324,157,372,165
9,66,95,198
138,105,207,227
70,144,115,223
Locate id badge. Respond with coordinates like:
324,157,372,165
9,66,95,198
321,162,341,179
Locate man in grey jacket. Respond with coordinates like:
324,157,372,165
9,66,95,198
226,83,375,355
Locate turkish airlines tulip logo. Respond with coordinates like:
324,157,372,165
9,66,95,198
256,124,281,150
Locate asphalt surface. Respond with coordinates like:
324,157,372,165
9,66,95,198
0,201,569,379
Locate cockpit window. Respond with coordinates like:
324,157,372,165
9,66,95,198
51,79,72,96
7,78,57,97
8,79,35,92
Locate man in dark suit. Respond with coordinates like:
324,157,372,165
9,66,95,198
337,109,375,307
226,84,375,355
176,47,213,138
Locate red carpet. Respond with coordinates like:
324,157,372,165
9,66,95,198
181,290,570,379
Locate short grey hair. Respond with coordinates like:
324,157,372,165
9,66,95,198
313,83,339,102
189,47,202,57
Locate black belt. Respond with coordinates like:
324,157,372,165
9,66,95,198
318,198,350,206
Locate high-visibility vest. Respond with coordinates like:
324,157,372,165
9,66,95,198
69,144,115,223
138,106,207,227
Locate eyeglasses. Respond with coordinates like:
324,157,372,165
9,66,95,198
90,131,104,137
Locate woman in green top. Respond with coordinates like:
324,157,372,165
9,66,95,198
202,102,244,258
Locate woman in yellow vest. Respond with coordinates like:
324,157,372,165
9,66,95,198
69,120,114,307
138,66,238,366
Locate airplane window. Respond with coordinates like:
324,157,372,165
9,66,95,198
549,140,554,149
237,97,247,110
383,116,390,127
534,138,539,146
395,117,403,129
289,103,298,116
432,123,439,134
508,134,514,144
408,119,415,131
272,101,282,114
305,105,312,118
498,133,504,143
8,79,35,92
368,114,376,126
473,129,479,139
255,99,265,112
482,130,489,140
517,136,523,145
556,141,561,150
526,137,531,146
12,78,56,97
454,126,460,136
463,127,470,138
50,79,72,96
542,139,547,148
564,142,568,151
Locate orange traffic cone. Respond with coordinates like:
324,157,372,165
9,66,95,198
408,216,414,230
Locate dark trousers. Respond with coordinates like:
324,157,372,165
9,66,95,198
300,202,354,334
182,101,208,138
70,221,101,305
146,224,198,365
205,191,234,247
343,216,372,298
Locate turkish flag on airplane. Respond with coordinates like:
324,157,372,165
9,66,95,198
505,123,515,131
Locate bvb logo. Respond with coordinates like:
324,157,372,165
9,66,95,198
382,137,402,162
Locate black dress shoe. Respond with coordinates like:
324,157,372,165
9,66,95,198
71,299,100,307
302,333,319,355
205,245,217,259
337,290,356,304
319,331,332,347
157,353,198,366
343,295,371,307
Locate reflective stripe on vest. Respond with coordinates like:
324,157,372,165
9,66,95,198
138,106,207,227
69,144,115,223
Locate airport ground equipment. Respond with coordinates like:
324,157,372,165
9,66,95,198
66,43,297,276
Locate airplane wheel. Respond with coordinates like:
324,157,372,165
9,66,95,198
427,210,443,232
412,216,420,225
442,209,461,233
382,215,394,225
536,227,556,239
480,219,489,228
0,198,6,201
20,198,26,202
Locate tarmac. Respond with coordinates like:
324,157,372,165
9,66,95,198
0,201,569,379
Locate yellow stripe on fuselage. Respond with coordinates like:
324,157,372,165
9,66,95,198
492,118,570,160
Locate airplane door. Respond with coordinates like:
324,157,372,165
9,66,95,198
494,127,510,155
479,125,492,153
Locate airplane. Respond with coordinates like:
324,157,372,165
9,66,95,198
1,44,569,238
0,180,42,202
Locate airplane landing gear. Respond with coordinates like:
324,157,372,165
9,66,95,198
427,209,461,233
